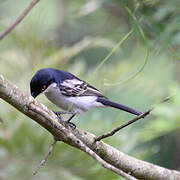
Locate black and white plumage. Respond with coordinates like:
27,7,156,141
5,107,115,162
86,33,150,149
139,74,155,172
30,68,142,122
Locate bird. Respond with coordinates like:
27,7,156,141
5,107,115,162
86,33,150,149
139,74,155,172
30,68,142,127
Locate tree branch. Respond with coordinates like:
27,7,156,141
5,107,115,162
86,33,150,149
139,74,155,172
95,110,151,141
0,74,179,180
33,139,57,175
0,0,40,41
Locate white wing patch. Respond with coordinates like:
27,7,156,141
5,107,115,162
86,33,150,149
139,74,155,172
59,78,105,97
61,79,84,88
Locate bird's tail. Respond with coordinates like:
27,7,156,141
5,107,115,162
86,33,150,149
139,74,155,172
97,97,142,116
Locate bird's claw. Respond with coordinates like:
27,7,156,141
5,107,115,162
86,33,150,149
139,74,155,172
66,121,76,129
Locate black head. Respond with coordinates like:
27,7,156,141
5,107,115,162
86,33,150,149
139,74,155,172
30,68,57,98
30,68,76,98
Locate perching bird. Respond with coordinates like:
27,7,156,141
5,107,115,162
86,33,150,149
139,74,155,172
30,68,142,127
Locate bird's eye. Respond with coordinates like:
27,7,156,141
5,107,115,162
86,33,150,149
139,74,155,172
42,85,46,91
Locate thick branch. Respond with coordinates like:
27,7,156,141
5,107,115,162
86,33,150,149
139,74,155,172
0,0,40,41
0,74,179,180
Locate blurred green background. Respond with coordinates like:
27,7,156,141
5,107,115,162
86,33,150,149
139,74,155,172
0,0,180,179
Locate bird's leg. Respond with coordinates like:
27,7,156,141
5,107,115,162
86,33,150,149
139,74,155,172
53,111,74,122
53,111,64,123
66,114,76,122
53,111,76,129
66,114,76,129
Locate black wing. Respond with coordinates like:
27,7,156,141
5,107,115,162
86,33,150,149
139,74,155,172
59,78,106,98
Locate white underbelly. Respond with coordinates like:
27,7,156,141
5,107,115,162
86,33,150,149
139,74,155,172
45,91,104,114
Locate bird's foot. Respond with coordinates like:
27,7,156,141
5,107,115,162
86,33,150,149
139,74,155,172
65,121,76,129
53,111,76,129
66,114,76,129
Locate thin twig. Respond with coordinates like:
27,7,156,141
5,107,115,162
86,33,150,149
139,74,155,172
95,110,151,141
0,0,40,41
95,96,172,141
33,139,57,175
